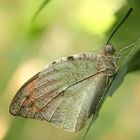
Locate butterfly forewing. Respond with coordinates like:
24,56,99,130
10,53,116,132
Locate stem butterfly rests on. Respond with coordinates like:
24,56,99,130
9,8,133,140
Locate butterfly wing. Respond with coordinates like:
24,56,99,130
10,53,112,132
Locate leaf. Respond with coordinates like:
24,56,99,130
128,47,140,72
108,38,140,96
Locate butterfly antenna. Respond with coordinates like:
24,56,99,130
106,8,133,45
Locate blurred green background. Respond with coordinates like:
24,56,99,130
0,0,140,140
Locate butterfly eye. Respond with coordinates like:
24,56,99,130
104,44,116,55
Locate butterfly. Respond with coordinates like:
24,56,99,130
9,8,133,136
9,44,116,132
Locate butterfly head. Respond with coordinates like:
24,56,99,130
103,44,116,56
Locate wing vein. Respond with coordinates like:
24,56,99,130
39,69,108,110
